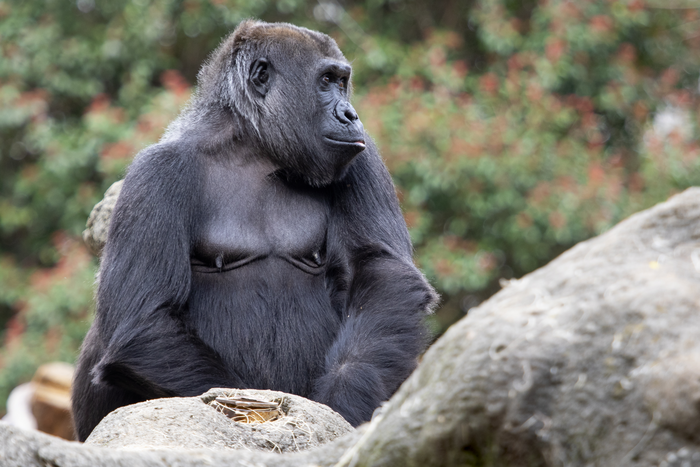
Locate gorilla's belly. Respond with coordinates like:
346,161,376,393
185,257,340,396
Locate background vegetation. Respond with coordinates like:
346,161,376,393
1,0,700,412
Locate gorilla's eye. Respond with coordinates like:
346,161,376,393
338,78,346,89
322,74,331,85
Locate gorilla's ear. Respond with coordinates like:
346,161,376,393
250,58,272,97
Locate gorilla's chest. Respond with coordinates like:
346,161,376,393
186,160,339,395
191,160,330,273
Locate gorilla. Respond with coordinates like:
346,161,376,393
72,20,437,441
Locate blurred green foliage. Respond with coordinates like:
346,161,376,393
1,0,699,412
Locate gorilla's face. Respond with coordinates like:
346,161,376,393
242,28,366,187
315,60,366,170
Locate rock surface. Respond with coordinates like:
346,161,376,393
341,187,700,467
0,420,363,467
3,187,700,466
85,388,353,452
82,179,122,256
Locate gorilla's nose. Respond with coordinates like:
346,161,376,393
335,101,359,124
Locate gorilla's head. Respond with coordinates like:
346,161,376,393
198,20,366,187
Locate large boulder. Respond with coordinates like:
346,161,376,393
2,187,699,466
343,186,700,466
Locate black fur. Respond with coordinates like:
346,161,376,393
72,20,437,441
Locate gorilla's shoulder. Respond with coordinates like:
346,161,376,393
129,140,199,172
121,140,202,198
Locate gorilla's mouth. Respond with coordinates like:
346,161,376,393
324,137,366,150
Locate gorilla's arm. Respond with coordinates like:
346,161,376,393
91,144,240,399
312,140,438,426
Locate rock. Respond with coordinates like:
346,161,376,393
0,415,363,467
83,180,122,256
31,362,75,440
340,187,700,466
3,187,700,465
85,388,353,452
